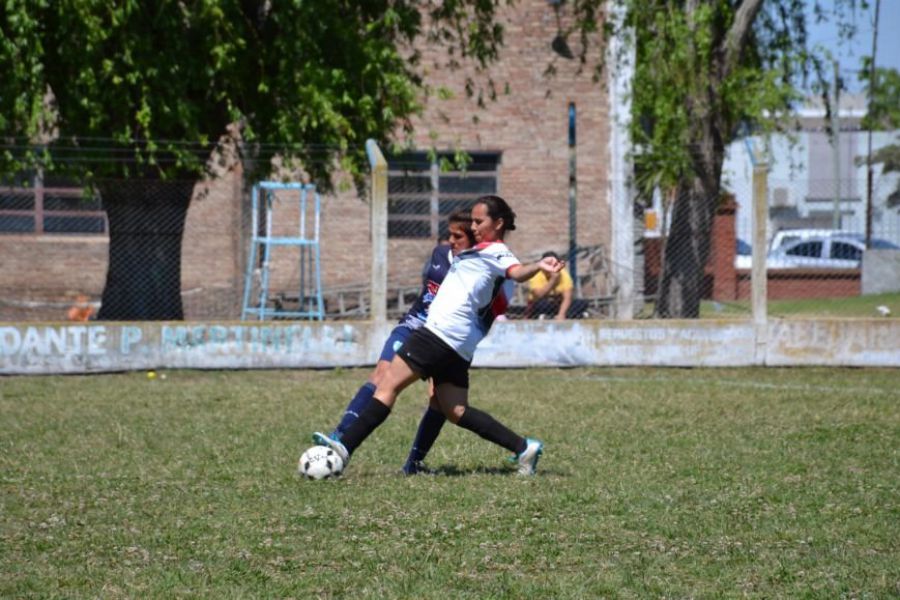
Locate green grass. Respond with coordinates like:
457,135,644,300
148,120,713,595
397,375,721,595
635,291,900,319
2,368,899,598
765,291,900,318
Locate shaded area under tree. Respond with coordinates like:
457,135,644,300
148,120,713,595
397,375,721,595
96,181,193,320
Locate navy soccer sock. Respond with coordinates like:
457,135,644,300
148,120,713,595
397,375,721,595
405,407,447,466
339,396,391,454
335,382,376,437
456,406,526,455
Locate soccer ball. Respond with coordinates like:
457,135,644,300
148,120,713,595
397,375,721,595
298,445,344,480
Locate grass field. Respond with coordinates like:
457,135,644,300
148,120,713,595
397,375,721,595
2,367,899,598
633,291,900,319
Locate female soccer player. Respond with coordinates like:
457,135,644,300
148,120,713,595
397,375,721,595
314,195,563,476
314,209,478,474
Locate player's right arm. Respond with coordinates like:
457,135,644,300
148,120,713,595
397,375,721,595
507,256,564,283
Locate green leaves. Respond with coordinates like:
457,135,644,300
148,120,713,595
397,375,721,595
0,1,508,186
622,0,864,197
860,64,900,131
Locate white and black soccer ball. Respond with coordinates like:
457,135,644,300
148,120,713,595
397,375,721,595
298,445,344,480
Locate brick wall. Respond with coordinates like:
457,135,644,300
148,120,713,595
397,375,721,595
410,0,610,264
0,235,108,321
235,0,611,317
736,270,861,300
710,197,737,301
180,168,246,320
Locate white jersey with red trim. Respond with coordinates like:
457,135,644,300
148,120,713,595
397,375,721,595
425,241,519,361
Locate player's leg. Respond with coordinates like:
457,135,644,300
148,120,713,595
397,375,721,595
332,359,388,438
321,347,422,463
332,327,459,464
436,381,522,452
436,372,543,476
402,382,446,475
329,363,380,439
327,326,411,440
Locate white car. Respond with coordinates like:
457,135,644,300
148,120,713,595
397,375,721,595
767,236,900,269
768,229,857,254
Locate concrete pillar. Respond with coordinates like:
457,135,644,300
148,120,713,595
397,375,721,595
607,1,635,319
366,140,388,323
752,163,769,363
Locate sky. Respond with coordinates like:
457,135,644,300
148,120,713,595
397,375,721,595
805,0,900,93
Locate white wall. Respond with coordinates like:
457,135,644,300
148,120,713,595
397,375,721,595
722,131,900,247
2,319,898,374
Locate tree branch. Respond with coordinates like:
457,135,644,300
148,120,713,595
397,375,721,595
722,0,765,78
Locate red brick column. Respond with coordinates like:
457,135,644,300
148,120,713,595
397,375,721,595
643,236,662,297
710,194,738,301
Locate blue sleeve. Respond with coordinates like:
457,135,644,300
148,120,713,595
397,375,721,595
425,245,449,283
420,248,436,284
422,244,449,285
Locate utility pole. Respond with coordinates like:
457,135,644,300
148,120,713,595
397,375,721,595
831,60,842,230
568,102,578,290
865,0,881,248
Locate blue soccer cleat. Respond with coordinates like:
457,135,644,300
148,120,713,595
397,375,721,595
312,431,350,467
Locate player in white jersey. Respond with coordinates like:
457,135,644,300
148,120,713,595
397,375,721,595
313,210,477,475
425,239,519,361
314,195,563,476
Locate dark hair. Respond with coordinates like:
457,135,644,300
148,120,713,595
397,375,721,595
474,194,516,235
447,209,472,226
541,251,560,260
447,209,476,246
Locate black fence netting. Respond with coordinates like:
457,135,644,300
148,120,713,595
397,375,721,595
1,179,195,321
2,165,898,322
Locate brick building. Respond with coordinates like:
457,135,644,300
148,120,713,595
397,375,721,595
1,1,614,321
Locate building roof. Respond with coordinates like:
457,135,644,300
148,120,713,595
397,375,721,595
795,92,867,132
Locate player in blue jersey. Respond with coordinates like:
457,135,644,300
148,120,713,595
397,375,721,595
315,195,563,476
316,209,477,474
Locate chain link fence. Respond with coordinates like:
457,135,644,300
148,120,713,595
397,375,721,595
2,158,899,323
760,175,900,317
640,173,900,318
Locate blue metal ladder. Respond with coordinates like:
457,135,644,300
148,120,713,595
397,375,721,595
241,182,324,321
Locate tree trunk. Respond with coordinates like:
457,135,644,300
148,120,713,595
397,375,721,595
655,177,719,318
96,180,193,320
655,74,726,318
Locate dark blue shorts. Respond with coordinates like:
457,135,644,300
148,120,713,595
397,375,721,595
378,325,414,363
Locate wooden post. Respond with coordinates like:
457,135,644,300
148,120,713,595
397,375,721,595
752,162,768,364
366,140,388,322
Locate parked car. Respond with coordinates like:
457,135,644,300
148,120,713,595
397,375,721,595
768,228,857,254
767,236,900,269
735,238,753,269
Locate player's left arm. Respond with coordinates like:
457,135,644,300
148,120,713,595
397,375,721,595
421,248,439,283
507,256,564,283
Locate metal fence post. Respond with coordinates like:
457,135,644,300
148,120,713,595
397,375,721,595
752,162,768,364
366,139,388,322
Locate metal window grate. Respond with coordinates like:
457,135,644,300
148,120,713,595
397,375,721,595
387,152,500,240
0,186,108,235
